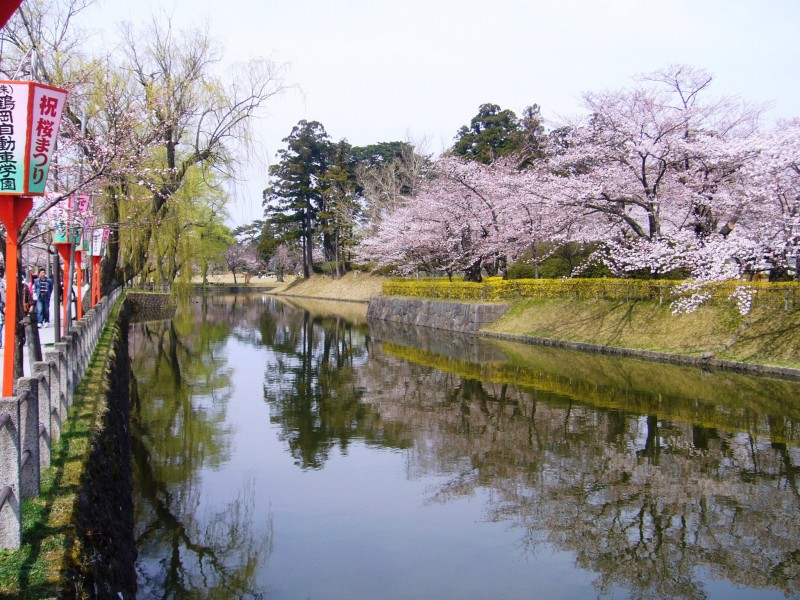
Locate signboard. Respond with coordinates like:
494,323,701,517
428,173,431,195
79,215,94,252
52,194,91,244
70,193,90,213
91,227,110,257
52,215,69,244
0,81,68,195
0,1,23,30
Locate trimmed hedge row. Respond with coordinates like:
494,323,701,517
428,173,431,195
383,277,800,309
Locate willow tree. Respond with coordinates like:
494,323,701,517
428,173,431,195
149,167,231,289
108,17,288,288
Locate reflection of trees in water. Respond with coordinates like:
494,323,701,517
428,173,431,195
132,297,800,598
260,301,410,469
352,331,800,599
130,298,272,598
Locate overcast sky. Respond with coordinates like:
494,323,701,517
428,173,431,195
86,0,800,224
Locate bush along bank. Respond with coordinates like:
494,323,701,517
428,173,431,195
383,276,800,310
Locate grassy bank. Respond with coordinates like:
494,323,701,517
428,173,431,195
267,271,386,302
484,298,800,370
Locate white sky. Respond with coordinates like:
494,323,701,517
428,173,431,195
83,0,800,225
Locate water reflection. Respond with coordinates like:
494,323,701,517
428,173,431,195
259,299,410,469
130,295,273,598
131,295,800,599
365,321,800,599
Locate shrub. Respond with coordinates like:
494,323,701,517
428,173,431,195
383,277,800,309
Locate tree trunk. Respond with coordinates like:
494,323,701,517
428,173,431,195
304,214,313,279
463,259,483,283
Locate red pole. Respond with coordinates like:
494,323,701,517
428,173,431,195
91,255,102,306
74,250,83,320
55,243,72,338
0,196,33,396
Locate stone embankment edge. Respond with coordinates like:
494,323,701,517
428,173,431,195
1,292,171,597
65,291,175,595
479,331,800,380
366,296,800,380
367,296,511,334
67,293,137,596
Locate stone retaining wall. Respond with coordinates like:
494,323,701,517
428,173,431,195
367,296,510,334
126,292,176,323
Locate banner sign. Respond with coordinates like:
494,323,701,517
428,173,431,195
91,227,110,257
79,215,94,252
0,81,68,196
52,215,69,244
70,193,91,213
52,194,92,244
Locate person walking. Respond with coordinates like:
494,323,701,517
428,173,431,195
33,268,53,327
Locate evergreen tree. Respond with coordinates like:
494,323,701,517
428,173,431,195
263,120,335,278
452,103,522,164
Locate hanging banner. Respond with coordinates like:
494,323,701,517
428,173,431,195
52,215,70,244
70,193,91,213
79,215,94,252
91,227,109,257
0,81,68,196
0,1,23,30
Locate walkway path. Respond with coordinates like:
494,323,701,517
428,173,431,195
0,291,68,392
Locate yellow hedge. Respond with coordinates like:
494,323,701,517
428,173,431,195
383,277,800,309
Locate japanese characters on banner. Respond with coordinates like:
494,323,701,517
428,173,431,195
0,81,68,196
79,214,94,252
91,227,110,257
51,193,91,244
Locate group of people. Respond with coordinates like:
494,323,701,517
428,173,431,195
0,267,54,349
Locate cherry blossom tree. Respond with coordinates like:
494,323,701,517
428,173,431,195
358,65,799,314
357,156,573,281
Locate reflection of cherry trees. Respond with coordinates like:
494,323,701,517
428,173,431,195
358,322,800,599
130,298,272,597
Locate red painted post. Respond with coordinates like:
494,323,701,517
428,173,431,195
54,243,72,338
0,196,33,396
91,255,102,306
74,250,83,321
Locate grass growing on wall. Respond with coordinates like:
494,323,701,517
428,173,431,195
483,298,800,369
0,306,122,598
383,277,800,371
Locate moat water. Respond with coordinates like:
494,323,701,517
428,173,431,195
130,293,800,599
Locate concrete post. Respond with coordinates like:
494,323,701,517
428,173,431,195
54,342,72,408
44,353,63,446
0,395,21,550
74,323,85,374
32,367,51,469
16,379,40,500
65,333,80,389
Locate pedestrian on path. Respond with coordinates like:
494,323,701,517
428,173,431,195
33,268,53,327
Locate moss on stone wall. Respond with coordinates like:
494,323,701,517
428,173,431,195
0,296,136,599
